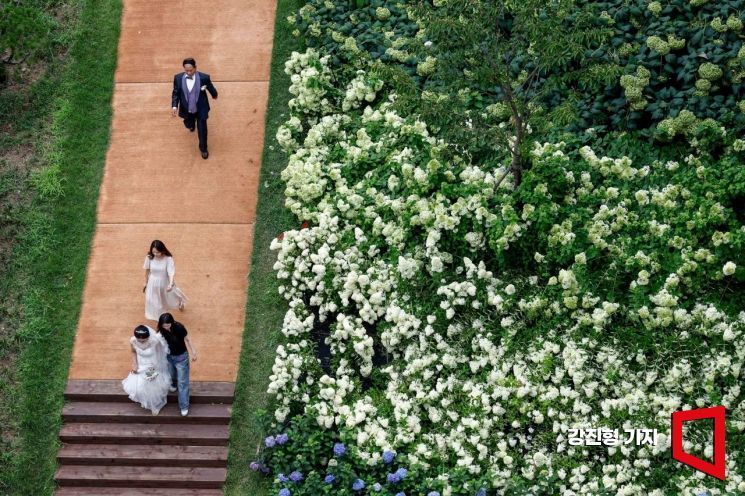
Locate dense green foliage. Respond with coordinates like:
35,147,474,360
288,0,419,77
572,0,745,132
291,0,745,141
247,1,745,495
0,0,73,82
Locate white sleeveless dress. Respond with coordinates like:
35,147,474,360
121,331,172,414
143,255,188,320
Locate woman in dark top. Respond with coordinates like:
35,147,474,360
157,312,198,416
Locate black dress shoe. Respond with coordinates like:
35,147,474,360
201,150,209,159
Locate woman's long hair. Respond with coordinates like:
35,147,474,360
157,312,175,333
147,239,173,259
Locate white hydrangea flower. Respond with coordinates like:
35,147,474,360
723,261,736,276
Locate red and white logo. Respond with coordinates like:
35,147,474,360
671,406,726,480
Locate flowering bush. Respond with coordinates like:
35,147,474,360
286,0,424,79
244,0,745,493
543,0,745,132
289,0,745,139
251,34,745,493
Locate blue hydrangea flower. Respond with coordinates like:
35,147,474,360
394,467,408,479
289,471,303,482
382,450,395,464
276,433,289,445
265,436,276,448
324,474,335,484
352,479,365,491
277,473,289,483
427,492,441,496
373,482,382,492
476,489,487,496
395,493,406,496
249,461,260,471
333,442,347,457
387,472,401,484
278,489,290,496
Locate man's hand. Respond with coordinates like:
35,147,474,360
171,107,177,117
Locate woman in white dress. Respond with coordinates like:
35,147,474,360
143,240,187,321
122,325,172,415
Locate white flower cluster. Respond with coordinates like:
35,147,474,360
342,70,384,112
264,45,745,494
284,48,334,117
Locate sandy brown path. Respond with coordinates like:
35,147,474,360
69,0,276,381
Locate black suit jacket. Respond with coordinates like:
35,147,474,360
171,71,218,119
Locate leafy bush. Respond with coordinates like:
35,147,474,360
570,0,745,132
250,42,745,493
0,1,62,66
251,1,745,495
287,1,421,79
288,1,745,140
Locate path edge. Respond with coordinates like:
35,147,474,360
225,0,305,493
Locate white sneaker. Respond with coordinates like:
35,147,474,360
180,409,189,416
169,386,177,393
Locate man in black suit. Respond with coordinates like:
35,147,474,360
171,57,218,159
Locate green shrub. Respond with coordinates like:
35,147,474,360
0,1,63,71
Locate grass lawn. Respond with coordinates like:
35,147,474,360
224,0,304,493
0,0,122,493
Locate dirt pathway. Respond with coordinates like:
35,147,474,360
69,0,276,381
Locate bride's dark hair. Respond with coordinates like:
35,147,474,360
134,325,150,339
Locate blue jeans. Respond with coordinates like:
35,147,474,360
167,352,190,410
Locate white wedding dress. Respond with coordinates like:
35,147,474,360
144,255,188,321
121,330,172,414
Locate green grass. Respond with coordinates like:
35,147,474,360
0,0,122,493
224,0,304,493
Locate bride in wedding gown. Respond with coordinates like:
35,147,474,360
122,325,172,415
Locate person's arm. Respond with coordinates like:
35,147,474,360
143,256,150,292
185,335,198,362
205,74,217,99
130,343,139,373
166,257,175,291
171,74,180,116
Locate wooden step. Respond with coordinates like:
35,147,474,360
63,402,231,424
56,489,223,495
58,444,228,467
55,465,226,488
60,423,229,446
65,380,234,404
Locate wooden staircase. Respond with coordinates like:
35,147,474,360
55,380,234,495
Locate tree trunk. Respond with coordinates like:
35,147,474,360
511,149,523,187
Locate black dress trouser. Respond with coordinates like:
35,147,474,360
183,113,208,152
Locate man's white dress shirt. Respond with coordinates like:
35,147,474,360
185,73,195,92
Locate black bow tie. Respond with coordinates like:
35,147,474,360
186,76,194,80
